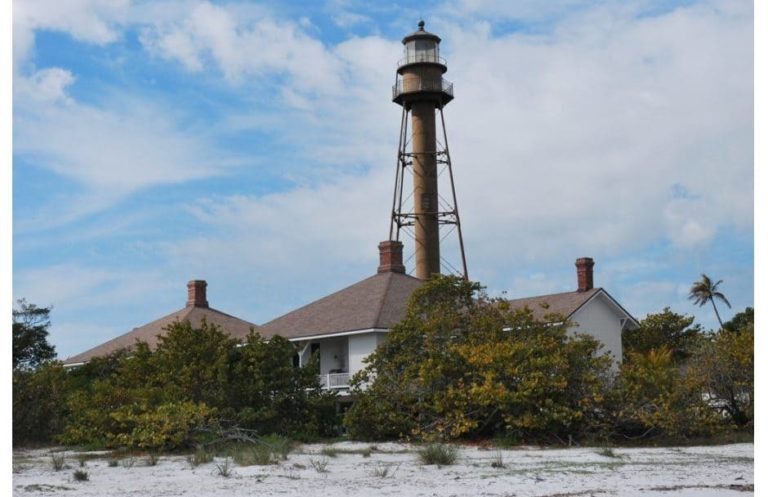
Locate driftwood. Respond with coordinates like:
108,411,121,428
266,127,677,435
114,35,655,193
193,424,268,448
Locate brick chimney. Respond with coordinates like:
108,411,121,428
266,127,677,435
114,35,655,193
378,240,406,274
575,258,595,292
187,280,209,307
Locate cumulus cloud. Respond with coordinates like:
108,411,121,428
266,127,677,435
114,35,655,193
139,2,344,91
14,67,76,104
13,0,130,66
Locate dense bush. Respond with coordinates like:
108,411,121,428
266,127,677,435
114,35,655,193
622,308,702,362
688,323,753,427
109,401,215,451
13,364,71,445
55,320,338,449
345,276,754,443
606,348,720,439
13,292,753,449
344,276,613,441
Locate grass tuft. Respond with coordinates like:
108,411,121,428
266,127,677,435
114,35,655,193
215,457,233,477
371,462,400,478
233,445,276,466
51,454,66,471
73,469,89,482
597,447,619,458
310,457,329,473
187,447,214,467
490,450,506,468
259,434,293,461
320,446,339,458
418,444,458,466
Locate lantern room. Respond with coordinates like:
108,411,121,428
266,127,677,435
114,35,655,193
398,20,447,71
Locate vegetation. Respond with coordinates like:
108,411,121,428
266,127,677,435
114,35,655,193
13,299,56,371
50,454,65,471
688,322,753,427
187,447,214,467
72,469,89,481
345,275,753,443
214,458,233,477
12,277,753,449
13,312,337,449
345,276,613,442
309,457,329,473
622,308,701,362
417,444,458,466
689,274,731,328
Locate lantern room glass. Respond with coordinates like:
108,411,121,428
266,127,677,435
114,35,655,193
404,39,438,64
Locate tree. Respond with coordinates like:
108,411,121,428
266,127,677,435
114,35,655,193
722,307,753,335
151,319,238,407
59,320,339,449
622,308,702,362
344,275,613,441
688,324,753,427
688,274,731,329
13,363,72,445
607,347,719,439
12,299,56,370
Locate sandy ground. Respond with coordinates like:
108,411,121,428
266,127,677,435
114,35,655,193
12,442,753,496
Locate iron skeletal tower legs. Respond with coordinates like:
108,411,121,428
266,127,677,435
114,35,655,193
389,21,467,280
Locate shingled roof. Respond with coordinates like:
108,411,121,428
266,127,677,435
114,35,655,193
257,258,637,342
506,288,601,321
257,271,423,340
63,281,257,366
506,287,639,328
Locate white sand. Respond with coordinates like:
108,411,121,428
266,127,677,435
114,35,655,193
12,442,753,496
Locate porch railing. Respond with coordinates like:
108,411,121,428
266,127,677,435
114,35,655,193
317,372,351,390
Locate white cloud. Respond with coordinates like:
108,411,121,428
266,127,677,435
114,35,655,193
441,0,752,268
13,0,130,66
15,94,226,223
15,67,76,104
139,2,344,91
13,263,160,311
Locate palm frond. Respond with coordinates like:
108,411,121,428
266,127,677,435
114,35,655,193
713,291,732,308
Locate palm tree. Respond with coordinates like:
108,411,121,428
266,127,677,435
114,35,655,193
688,274,731,329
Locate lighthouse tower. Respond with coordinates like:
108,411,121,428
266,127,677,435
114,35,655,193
389,21,467,280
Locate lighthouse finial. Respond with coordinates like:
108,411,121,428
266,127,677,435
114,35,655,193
418,20,425,30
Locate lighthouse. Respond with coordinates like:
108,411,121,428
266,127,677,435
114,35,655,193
390,21,467,280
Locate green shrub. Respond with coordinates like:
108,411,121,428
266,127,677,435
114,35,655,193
259,434,293,460
187,447,214,467
232,445,275,466
417,444,458,466
320,446,338,458
73,469,89,481
344,275,612,441
109,401,214,451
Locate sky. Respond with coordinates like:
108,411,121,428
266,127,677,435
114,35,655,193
10,0,755,360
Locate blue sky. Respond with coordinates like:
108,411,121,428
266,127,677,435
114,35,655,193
11,0,754,360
